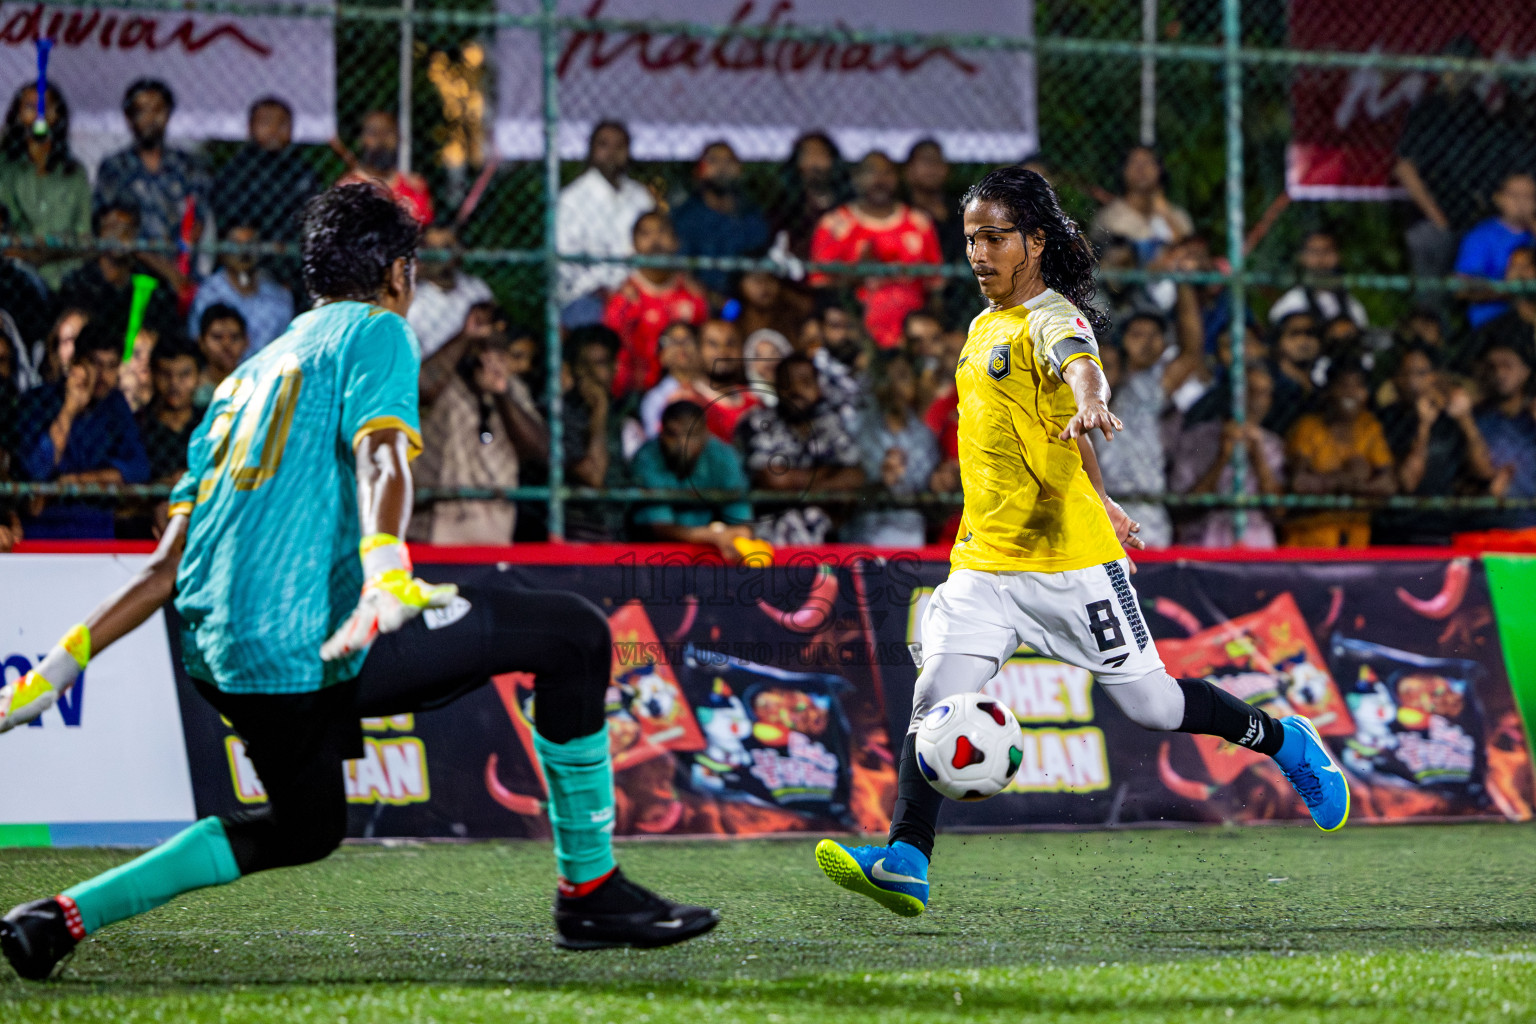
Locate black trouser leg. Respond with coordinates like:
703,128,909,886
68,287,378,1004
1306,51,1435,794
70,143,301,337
195,679,355,876
886,732,945,861
354,581,610,743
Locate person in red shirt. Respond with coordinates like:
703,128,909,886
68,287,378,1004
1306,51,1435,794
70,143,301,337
693,318,761,442
808,152,943,349
603,211,708,396
336,111,434,224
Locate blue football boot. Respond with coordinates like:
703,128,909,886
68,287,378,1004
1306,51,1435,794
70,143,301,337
814,839,929,916
1272,715,1349,831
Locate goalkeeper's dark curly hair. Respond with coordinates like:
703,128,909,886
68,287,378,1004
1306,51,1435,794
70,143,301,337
300,183,421,303
960,166,1107,333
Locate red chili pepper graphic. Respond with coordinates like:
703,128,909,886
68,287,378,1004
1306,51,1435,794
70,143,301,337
1158,741,1216,801
1395,558,1471,620
756,565,839,633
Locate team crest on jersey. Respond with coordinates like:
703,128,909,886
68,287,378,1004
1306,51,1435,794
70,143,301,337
986,344,1011,380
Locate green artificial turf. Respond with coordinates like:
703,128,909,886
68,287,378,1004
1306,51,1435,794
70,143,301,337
2,824,1534,1022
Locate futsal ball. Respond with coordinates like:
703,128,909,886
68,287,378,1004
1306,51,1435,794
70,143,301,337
914,692,1025,801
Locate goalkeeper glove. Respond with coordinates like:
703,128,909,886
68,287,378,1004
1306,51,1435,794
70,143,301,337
0,624,90,734
320,533,458,662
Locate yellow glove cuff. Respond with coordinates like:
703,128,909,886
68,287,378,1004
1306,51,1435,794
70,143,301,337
61,623,91,670
360,533,411,579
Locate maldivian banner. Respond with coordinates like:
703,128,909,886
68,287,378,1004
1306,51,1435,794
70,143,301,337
1286,0,1536,200
0,1,336,142
494,0,1037,161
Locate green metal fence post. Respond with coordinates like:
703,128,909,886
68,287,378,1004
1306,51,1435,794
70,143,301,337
540,0,565,540
1223,0,1248,540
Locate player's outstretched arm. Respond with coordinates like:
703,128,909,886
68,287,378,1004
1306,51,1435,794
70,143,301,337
320,429,457,662
1059,357,1123,443
0,514,188,733
1077,435,1145,555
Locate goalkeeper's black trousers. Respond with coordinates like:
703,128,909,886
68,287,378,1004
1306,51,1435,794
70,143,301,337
194,578,612,876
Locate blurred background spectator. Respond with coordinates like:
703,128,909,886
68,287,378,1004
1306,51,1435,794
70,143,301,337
1090,146,1192,267
188,222,294,355
846,349,939,547
1,80,91,290
771,131,849,263
408,221,493,357
337,110,432,224
1455,171,1536,329
1268,229,1369,330
192,305,250,409
412,330,548,544
556,120,653,324
1475,340,1536,529
1375,344,1495,545
693,318,759,443
632,400,755,562
1283,360,1397,548
58,202,181,343
639,321,706,438
1169,364,1285,548
1395,38,1502,296
14,319,149,538
604,210,708,396
672,140,769,301
212,97,320,259
809,151,942,350
737,352,864,546
93,79,206,294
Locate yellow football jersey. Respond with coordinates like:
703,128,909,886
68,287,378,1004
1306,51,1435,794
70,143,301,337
948,289,1126,574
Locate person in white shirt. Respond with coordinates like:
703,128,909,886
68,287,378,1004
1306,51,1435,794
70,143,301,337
556,120,654,321
1089,146,1193,266
407,222,493,357
639,322,706,437
1267,229,1369,329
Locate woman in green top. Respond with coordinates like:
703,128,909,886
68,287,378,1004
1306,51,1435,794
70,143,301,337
1,81,92,290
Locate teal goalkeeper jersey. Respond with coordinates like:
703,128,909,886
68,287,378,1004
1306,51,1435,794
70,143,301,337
170,302,423,694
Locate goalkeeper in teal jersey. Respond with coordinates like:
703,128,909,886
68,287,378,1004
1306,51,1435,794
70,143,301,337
0,185,718,981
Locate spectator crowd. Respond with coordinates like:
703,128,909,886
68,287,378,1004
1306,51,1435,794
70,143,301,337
3,74,1536,555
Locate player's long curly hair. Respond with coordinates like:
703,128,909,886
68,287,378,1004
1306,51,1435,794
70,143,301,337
301,183,421,303
960,166,1108,333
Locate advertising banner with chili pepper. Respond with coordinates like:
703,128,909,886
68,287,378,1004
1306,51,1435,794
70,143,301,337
900,556,1534,829
138,550,1535,841
167,557,903,840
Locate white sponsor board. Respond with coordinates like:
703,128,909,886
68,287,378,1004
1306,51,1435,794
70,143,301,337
0,1,336,142
0,555,196,825
495,0,1036,161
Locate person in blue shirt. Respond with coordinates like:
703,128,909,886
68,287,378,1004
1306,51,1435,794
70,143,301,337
14,320,150,538
1455,171,1536,328
0,185,718,983
1474,339,1536,529
632,399,755,561
671,141,770,300
187,223,295,355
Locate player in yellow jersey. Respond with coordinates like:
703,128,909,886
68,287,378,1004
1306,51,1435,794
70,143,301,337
816,167,1349,917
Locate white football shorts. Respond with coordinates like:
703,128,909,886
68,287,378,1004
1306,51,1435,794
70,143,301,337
917,562,1165,686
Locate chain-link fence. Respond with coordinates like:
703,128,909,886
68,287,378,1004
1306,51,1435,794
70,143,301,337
3,0,1536,548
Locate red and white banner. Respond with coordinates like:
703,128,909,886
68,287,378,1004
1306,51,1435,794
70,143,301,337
1287,0,1536,200
494,0,1037,161
0,1,335,143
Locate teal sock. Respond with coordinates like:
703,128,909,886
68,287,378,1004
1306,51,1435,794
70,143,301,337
532,724,617,884
61,817,241,934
